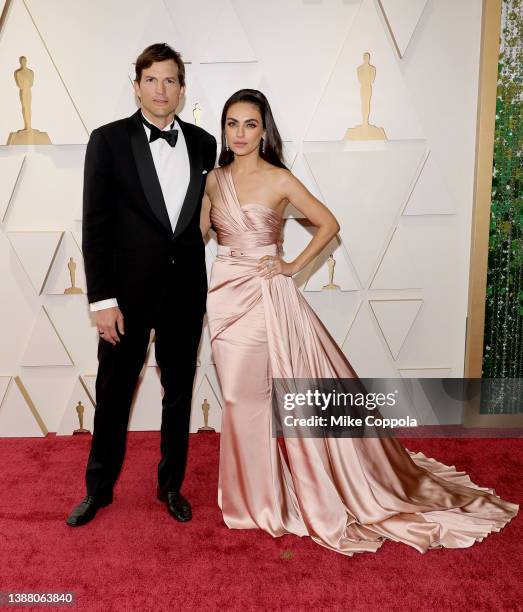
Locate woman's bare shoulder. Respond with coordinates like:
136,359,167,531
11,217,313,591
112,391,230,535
266,167,301,198
263,164,294,186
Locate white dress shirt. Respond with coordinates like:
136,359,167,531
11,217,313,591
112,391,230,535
90,113,190,312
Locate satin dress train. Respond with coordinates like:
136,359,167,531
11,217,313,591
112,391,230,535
206,166,518,556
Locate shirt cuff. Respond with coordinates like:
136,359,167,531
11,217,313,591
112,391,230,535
89,298,118,312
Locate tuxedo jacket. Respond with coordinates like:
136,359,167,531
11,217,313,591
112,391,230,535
82,109,217,316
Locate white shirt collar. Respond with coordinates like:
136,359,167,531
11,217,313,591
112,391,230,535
140,110,178,133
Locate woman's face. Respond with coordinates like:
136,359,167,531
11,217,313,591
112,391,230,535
224,102,265,157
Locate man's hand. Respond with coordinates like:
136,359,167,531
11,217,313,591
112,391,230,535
95,306,125,345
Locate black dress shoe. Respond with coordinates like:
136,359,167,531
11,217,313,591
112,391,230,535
66,495,112,527
157,486,192,522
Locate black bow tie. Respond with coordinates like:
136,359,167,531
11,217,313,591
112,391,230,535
141,114,178,148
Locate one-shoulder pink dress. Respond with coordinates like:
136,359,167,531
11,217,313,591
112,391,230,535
206,165,518,556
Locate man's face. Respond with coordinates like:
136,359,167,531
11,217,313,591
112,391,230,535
133,59,184,122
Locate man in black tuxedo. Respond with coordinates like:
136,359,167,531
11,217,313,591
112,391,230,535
66,43,216,526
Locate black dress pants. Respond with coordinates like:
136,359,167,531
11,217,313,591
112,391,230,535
85,294,204,499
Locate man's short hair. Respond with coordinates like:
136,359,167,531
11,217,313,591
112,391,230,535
134,43,185,87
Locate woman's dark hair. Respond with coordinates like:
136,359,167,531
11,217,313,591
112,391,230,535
134,43,185,87
218,89,287,169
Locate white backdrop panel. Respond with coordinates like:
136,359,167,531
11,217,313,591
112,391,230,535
0,0,484,435
0,0,88,144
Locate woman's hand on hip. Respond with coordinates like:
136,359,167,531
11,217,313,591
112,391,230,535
257,255,296,279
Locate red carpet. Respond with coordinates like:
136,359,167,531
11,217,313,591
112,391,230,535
0,432,521,611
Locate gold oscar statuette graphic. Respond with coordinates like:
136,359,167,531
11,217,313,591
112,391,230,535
7,56,52,145
198,398,215,432
192,102,202,126
73,400,90,435
64,257,83,294
344,52,387,141
322,254,341,290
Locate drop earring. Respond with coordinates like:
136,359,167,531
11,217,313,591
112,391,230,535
225,137,229,151
261,137,266,154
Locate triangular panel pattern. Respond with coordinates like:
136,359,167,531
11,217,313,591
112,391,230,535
397,368,455,426
0,376,11,407
280,219,317,290
233,0,360,140
341,303,399,378
145,330,157,367
403,150,456,215
0,376,47,436
80,375,96,405
304,236,359,292
304,292,361,347
370,299,423,359
190,373,222,433
163,0,222,62
305,146,425,287
56,376,95,436
177,68,222,140
45,298,99,372
1,0,88,143
378,0,428,58
43,231,86,295
7,230,64,294
200,0,257,63
306,0,425,141
370,226,424,290
25,0,177,131
198,62,262,128
128,368,162,431
22,306,73,366
0,154,25,222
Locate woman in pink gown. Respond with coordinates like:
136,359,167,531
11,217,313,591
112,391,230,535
200,89,518,556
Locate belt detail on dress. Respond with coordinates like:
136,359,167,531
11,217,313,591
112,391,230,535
217,244,277,258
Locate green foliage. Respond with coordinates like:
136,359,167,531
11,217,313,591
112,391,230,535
482,0,522,410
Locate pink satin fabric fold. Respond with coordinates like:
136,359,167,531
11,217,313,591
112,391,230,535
206,166,518,556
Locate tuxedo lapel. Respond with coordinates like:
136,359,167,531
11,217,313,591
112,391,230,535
129,110,172,234
173,116,203,238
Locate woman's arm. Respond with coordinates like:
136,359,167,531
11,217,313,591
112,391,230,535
259,170,340,278
200,192,212,237
200,170,216,237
